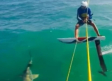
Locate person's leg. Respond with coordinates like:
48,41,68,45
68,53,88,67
88,20,100,36
75,20,84,38
75,24,80,38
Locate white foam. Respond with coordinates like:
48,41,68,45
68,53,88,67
102,45,112,55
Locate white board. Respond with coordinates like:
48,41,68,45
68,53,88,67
57,36,105,44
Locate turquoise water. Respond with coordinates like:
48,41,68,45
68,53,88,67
0,0,112,81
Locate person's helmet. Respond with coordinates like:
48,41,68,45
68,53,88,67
81,1,88,7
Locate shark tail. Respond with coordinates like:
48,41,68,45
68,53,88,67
32,74,39,79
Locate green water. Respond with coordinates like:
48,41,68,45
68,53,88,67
0,0,112,81
1,28,112,81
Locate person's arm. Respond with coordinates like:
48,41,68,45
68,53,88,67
88,8,92,19
77,9,81,21
83,8,92,23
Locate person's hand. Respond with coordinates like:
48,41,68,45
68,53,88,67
83,16,89,23
83,18,88,23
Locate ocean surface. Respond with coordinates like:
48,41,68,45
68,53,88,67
0,0,112,81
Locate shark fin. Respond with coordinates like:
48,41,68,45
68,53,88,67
32,74,39,79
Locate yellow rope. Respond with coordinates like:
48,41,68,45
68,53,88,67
66,42,77,81
85,0,92,81
85,23,92,81
66,0,92,81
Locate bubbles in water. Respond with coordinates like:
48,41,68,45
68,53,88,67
101,45,112,55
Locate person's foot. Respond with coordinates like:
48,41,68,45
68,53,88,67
97,33,101,36
75,38,81,43
98,35,102,36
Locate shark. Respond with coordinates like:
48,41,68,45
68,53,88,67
22,54,39,81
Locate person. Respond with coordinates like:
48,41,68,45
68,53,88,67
75,1,100,42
